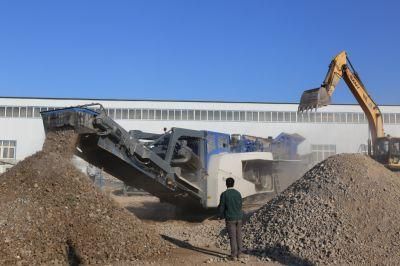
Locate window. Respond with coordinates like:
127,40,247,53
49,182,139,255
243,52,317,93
188,110,194,120
12,107,19,117
383,113,389,123
352,113,359,123
175,110,182,120
340,113,346,123
129,109,135,119
246,111,252,121
284,112,291,122
233,111,239,121
265,111,272,122
334,113,340,123
321,113,328,123
0,140,16,159
252,112,258,122
195,110,201,120
107,109,114,119
34,107,41,118
168,110,175,120
122,109,128,119
155,110,161,120
27,107,33,117
309,112,316,123
298,112,308,123
226,111,233,121
213,111,220,120
221,111,227,121
207,110,214,120
115,109,122,119
277,112,284,122
259,111,265,122
6,107,12,117
148,109,155,120
397,114,400,124
134,109,142,119
328,113,334,123
304,112,311,123
390,113,396,124
290,112,296,122
346,113,353,123
272,112,278,122
20,107,27,117
201,110,207,120
297,112,303,122
142,109,149,119
162,110,168,120
182,110,188,120
315,112,322,123
311,144,336,163
0,107,4,117
239,111,245,121
359,113,366,123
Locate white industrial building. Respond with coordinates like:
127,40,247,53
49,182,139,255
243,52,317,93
1,96,400,173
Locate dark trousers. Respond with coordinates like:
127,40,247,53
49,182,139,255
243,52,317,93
226,220,243,257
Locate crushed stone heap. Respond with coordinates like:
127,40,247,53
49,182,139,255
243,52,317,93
242,154,400,265
0,130,169,265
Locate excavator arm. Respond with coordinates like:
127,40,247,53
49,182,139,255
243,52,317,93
298,51,384,148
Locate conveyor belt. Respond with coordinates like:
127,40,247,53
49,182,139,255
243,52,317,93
41,105,205,209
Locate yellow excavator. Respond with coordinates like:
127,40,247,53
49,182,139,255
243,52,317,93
298,51,400,171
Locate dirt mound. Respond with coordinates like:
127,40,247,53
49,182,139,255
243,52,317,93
0,131,169,265
242,154,400,265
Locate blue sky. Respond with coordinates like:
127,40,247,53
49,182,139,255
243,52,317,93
0,0,399,104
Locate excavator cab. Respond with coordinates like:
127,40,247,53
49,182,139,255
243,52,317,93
298,86,331,111
388,138,400,170
375,137,400,171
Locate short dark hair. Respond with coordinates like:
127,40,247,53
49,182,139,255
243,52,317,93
226,177,234,188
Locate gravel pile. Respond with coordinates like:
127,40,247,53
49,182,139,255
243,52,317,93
239,154,400,265
0,130,169,265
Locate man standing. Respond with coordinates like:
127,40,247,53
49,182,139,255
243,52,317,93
218,177,243,260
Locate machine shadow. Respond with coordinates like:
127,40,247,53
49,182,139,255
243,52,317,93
125,201,216,222
161,235,227,258
247,247,314,266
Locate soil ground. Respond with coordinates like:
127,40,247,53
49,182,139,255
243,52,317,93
112,193,281,265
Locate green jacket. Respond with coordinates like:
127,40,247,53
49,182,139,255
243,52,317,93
218,188,243,221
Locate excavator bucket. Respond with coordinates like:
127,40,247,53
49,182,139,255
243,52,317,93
298,86,331,112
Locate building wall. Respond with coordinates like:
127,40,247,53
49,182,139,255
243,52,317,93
0,97,399,170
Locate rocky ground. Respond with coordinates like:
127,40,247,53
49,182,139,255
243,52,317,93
112,193,279,265
223,154,400,265
0,131,169,265
2,129,399,265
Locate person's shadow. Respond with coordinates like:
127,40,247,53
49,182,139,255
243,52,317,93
161,235,227,258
